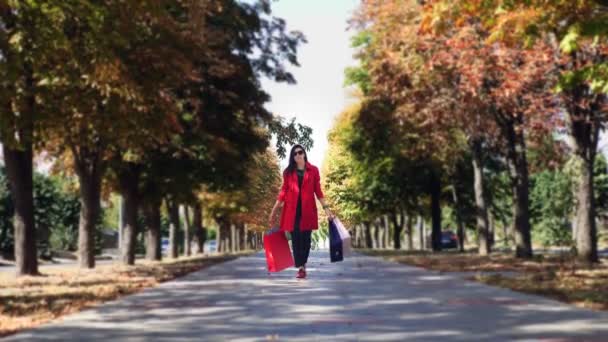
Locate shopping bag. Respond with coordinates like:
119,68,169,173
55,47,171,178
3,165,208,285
264,228,294,272
329,219,344,263
333,217,352,256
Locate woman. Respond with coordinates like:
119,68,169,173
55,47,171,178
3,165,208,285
269,144,334,279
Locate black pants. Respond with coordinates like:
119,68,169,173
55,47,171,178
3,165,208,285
291,220,312,268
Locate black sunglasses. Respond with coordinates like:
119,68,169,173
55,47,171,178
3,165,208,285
293,150,305,156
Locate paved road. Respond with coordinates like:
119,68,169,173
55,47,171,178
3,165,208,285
4,251,608,341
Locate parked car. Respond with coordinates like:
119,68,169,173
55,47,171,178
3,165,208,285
441,231,458,249
426,230,459,249
161,238,169,254
204,240,217,253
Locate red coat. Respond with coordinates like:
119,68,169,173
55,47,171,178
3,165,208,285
277,162,324,232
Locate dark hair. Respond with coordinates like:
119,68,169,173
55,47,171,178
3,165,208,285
284,144,307,174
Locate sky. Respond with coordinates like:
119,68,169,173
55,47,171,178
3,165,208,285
260,0,360,171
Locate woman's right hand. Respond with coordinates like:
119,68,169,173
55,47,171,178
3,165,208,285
268,200,282,228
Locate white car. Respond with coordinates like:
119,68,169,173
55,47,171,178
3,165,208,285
204,240,217,253
161,238,169,254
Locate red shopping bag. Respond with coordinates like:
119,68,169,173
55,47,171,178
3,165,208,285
264,229,294,272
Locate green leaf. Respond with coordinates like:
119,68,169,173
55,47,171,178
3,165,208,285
559,26,581,54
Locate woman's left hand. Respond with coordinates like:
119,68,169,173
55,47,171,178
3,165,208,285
325,208,335,220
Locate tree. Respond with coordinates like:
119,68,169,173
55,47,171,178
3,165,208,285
1,165,85,258
113,0,308,264
0,2,115,275
530,168,574,246
350,0,564,259
351,0,482,253
323,99,438,250
431,0,608,262
0,1,76,275
57,2,190,268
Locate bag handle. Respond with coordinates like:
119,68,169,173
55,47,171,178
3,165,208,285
265,226,280,235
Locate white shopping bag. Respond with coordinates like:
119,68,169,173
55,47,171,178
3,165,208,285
333,217,352,256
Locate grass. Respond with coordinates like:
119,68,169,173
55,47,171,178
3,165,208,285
476,267,608,311
358,248,608,311
0,251,252,337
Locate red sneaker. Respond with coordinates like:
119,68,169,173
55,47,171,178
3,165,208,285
296,268,306,279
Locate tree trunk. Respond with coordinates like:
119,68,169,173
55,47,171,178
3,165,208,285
502,223,510,248
2,145,38,276
360,225,364,248
239,223,247,251
166,198,180,259
358,224,364,248
2,55,38,276
418,216,425,250
471,139,490,255
451,184,466,253
430,171,442,252
258,232,263,249
364,221,373,249
575,158,599,263
504,118,533,258
182,205,192,257
143,198,162,261
37,216,51,260
254,232,260,250
234,223,240,252
391,210,403,250
230,223,237,252
73,149,104,269
77,175,102,269
373,220,380,249
246,232,252,250
248,231,252,250
118,196,126,252
215,217,230,253
0,222,9,260
564,59,602,263
224,222,230,252
216,221,222,252
571,213,577,246
405,215,414,251
384,215,390,248
216,218,223,252
193,203,206,254
118,165,141,266
380,222,385,249
489,212,496,249
377,220,383,249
